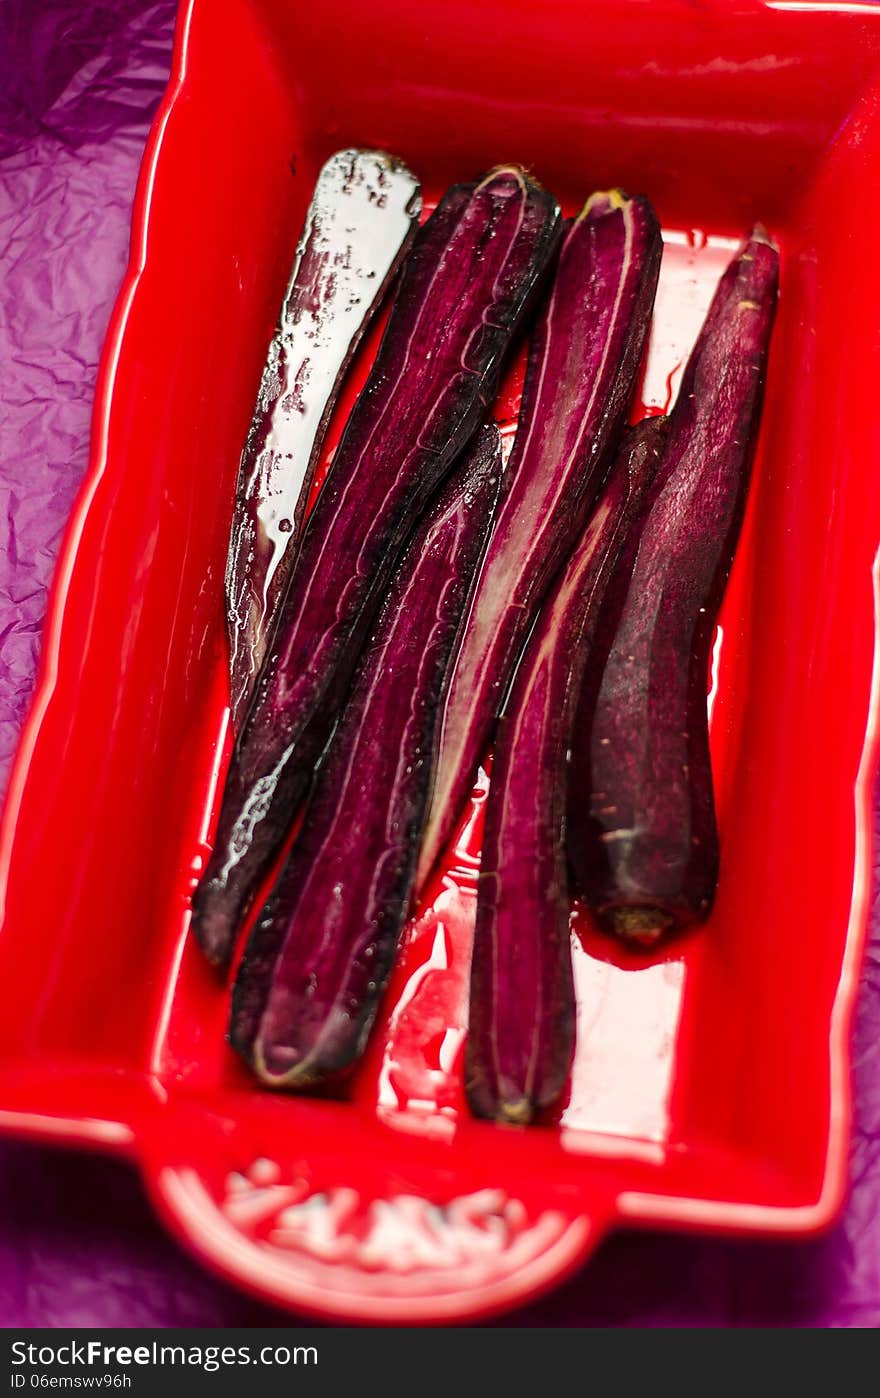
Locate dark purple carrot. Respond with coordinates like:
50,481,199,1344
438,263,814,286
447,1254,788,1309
226,150,421,730
466,419,666,1124
230,427,503,1086
193,166,561,966
418,190,662,890
567,227,779,942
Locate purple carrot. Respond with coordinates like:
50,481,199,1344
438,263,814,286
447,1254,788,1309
230,427,503,1086
226,149,421,730
192,166,560,967
567,227,779,942
417,190,662,890
466,419,666,1124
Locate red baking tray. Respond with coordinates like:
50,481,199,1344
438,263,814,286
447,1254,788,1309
1,0,880,1324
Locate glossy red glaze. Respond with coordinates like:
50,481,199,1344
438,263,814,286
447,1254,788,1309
1,0,880,1323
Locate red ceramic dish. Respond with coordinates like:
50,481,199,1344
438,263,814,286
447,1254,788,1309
1,0,880,1324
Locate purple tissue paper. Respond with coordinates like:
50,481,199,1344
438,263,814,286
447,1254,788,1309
1,0,879,1329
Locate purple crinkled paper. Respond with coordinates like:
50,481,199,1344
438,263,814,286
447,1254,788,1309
1,0,879,1329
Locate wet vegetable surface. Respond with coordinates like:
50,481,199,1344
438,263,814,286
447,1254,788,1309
192,165,561,967
466,419,665,1124
568,228,779,942
418,191,662,890
225,149,421,730
231,426,503,1087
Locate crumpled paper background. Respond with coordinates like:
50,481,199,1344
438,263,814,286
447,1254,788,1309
1,0,878,1328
